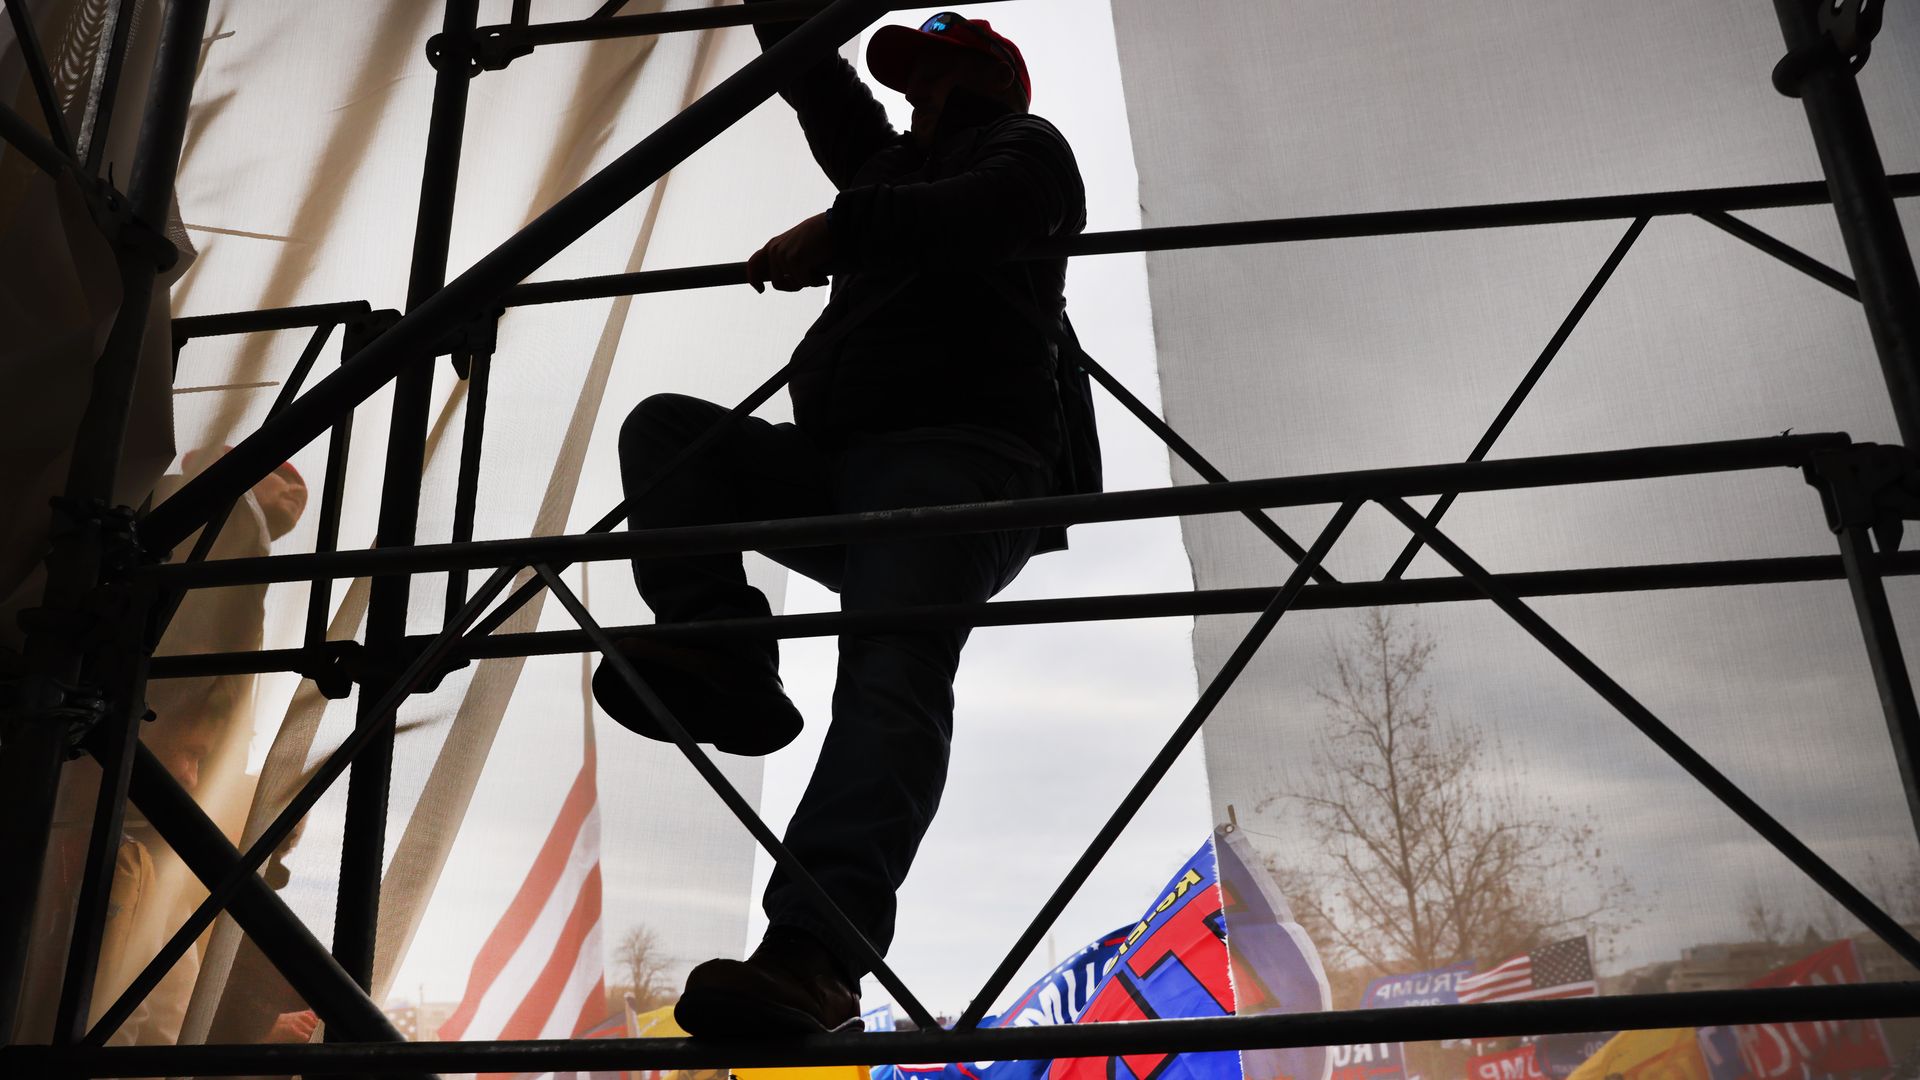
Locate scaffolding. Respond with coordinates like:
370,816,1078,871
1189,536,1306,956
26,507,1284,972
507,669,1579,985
2,0,1919,1076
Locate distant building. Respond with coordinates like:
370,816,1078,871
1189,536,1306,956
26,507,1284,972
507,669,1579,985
1654,925,1919,995
1662,940,1804,993
384,1000,462,1041
417,1000,460,1041
384,1003,418,1040
1599,960,1674,997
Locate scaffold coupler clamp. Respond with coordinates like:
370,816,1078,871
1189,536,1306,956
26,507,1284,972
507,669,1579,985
1803,442,1920,553
444,307,503,379
294,640,361,701
4,500,148,755
296,639,467,700
1773,0,1883,96
76,168,181,273
343,307,403,359
0,671,108,756
428,24,515,75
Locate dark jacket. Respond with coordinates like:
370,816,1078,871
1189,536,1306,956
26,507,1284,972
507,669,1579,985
754,13,1088,463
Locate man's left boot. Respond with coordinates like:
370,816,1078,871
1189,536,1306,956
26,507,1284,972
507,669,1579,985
674,929,862,1037
591,636,804,756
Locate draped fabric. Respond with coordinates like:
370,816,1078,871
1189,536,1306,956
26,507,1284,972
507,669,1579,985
10,0,842,1049
167,0,833,1045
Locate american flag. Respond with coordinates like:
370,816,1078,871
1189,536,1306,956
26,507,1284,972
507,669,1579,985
1455,938,1597,1004
440,629,615,1080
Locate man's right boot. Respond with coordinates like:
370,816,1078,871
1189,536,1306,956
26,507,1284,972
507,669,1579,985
590,637,804,756
675,929,863,1038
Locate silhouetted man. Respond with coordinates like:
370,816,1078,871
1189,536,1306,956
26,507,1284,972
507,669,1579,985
594,7,1086,1035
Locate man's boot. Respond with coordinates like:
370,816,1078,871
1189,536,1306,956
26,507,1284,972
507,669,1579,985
591,637,804,756
675,928,863,1037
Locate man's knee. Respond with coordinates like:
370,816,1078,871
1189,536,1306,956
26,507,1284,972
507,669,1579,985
620,392,713,464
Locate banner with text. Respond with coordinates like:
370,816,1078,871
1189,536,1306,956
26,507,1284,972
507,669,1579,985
1732,941,1890,1080
1470,1045,1544,1080
1363,962,1478,1010
1330,1043,1405,1080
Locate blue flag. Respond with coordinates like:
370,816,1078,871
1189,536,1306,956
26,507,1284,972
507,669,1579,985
877,831,1331,1080
872,928,1128,1080
1053,837,1237,1080
1215,825,1332,1080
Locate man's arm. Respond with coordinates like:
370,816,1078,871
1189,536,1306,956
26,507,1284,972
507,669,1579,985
827,117,1085,271
749,0,896,189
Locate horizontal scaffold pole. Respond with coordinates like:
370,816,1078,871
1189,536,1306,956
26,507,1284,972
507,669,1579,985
135,434,1849,590
145,549,1920,679
498,173,1920,308
172,168,1912,326
171,301,375,340
6,981,1915,1079
139,0,896,554
177,172,1920,331
484,0,1018,48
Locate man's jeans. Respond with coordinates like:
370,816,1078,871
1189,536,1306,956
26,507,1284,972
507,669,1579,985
619,393,1049,968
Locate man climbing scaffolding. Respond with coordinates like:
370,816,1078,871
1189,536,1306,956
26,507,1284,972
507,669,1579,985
591,6,1091,1037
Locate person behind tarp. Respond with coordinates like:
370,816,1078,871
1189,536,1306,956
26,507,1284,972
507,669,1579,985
82,448,308,1045
593,7,1090,1037
204,814,317,1078
86,704,219,1046
146,445,308,841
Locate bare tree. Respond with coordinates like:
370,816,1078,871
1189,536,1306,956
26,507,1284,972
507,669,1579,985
1263,609,1634,985
1742,882,1794,945
611,925,675,1013
1865,853,1920,925
1745,854,1916,946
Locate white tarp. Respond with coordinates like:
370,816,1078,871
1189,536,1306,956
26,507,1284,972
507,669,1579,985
1109,0,1920,998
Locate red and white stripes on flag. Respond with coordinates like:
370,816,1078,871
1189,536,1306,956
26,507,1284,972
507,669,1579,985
439,739,607,1049
1455,937,1598,1004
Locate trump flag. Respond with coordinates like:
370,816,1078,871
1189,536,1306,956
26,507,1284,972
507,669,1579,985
1053,830,1331,1080
1731,941,1891,1080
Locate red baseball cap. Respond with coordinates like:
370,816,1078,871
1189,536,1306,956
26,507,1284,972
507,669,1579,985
868,11,1032,103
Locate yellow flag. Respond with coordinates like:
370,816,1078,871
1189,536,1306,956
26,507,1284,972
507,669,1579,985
622,1004,870,1080
735,1067,871,1080
628,1003,687,1039
1566,1029,1710,1080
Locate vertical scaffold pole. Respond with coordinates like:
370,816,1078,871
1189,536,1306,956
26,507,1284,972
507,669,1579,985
1771,0,1920,848
332,0,480,991
0,0,211,1040
1771,0,1920,442
1836,524,1920,844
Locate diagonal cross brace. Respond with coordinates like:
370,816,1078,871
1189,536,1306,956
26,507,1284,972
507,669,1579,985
1697,210,1860,299
114,743,425,1066
1376,495,1920,969
1383,216,1648,580
979,276,1337,584
81,565,520,1045
533,563,942,1032
956,502,1362,1029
